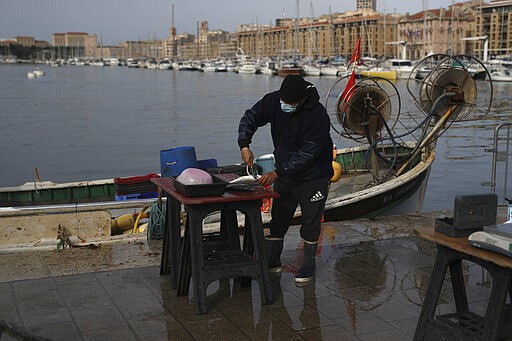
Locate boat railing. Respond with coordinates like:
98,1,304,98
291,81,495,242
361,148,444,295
482,122,512,203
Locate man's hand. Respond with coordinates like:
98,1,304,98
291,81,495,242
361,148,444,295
241,147,254,166
258,171,277,186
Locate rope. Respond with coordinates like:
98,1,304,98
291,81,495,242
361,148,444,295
147,200,166,240
131,206,149,234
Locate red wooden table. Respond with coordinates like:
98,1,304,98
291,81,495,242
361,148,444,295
151,177,279,314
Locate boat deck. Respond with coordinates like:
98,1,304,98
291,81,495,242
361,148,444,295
0,208,508,340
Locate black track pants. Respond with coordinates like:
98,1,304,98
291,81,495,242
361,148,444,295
269,177,329,243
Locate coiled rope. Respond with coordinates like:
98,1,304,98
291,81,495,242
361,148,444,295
147,200,166,240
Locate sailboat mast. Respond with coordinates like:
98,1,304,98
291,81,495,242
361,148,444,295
383,3,386,58
308,2,314,60
423,0,428,56
295,0,299,58
329,5,336,58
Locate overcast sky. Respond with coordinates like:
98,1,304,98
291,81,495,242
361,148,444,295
1,0,449,44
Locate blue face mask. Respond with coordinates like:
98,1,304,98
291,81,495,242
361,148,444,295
280,100,298,113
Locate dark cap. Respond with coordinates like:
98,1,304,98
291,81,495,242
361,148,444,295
280,75,308,102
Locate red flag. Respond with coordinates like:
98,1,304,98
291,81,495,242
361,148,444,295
348,37,361,68
341,70,356,103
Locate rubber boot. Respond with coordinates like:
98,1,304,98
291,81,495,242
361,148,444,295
294,241,317,283
264,238,284,273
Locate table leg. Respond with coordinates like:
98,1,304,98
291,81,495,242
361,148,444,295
414,245,451,340
221,209,240,251
187,206,208,314
483,263,512,339
240,217,253,288
160,194,172,275
448,259,469,313
177,218,191,296
245,205,273,305
161,196,183,290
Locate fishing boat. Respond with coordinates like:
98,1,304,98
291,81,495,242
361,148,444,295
0,55,493,228
323,142,433,221
0,179,116,206
314,53,492,222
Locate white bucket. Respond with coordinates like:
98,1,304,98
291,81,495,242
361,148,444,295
255,154,275,174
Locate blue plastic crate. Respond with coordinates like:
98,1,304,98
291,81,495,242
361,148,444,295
114,191,158,201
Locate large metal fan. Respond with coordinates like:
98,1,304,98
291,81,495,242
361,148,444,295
394,54,494,175
325,75,408,179
325,54,494,180
407,54,493,125
325,76,401,142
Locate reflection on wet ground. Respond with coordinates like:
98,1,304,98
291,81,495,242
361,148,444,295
0,210,504,340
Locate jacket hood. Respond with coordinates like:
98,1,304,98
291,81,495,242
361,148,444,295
302,82,320,109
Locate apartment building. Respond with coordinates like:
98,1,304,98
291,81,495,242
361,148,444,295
234,1,508,61
14,36,35,47
7,0,512,62
476,0,512,58
357,0,377,11
51,32,89,47
236,9,400,60
398,5,475,60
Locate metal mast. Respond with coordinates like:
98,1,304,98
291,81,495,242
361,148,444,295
423,0,428,56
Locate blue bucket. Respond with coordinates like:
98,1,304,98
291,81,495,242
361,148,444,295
160,146,198,177
197,158,218,170
255,154,275,174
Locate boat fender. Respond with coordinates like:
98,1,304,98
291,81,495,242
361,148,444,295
113,213,135,232
138,223,148,233
331,161,343,182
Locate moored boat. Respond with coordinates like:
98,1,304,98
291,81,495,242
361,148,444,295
358,67,397,80
237,62,259,74
489,67,512,82
302,64,321,76
259,61,276,75
277,60,304,76
1,55,493,239
323,143,433,221
0,179,116,207
386,59,414,79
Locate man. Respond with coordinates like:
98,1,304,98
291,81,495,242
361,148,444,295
238,75,333,283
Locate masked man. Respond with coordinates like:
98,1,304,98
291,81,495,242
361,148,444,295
238,75,333,283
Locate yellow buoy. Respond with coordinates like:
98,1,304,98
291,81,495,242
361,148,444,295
114,214,135,231
331,161,343,182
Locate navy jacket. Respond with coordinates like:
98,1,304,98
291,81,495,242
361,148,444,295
238,83,334,181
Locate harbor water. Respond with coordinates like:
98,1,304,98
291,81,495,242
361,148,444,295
0,64,510,211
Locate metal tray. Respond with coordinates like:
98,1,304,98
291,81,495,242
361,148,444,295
171,174,227,197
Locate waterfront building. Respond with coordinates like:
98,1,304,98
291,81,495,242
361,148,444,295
357,0,377,11
237,9,400,60
164,21,236,60
14,36,35,47
84,34,97,59
475,0,512,59
0,39,17,47
398,4,475,60
51,32,89,48
6,0,512,63
51,32,91,59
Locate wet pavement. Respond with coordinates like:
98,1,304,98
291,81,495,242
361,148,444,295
0,210,507,340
